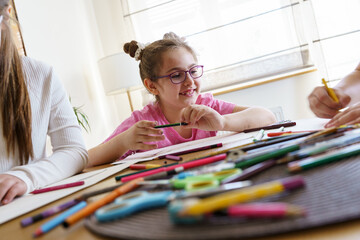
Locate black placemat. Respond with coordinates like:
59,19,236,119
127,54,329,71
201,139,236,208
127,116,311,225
85,155,360,240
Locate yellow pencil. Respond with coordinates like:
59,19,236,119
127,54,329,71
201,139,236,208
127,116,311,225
179,176,305,216
322,78,339,103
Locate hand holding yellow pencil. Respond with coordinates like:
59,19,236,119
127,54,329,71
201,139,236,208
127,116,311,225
322,78,339,103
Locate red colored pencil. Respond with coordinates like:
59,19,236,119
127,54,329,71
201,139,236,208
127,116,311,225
267,130,316,137
30,181,85,194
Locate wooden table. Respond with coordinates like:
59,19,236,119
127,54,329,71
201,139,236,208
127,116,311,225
2,146,360,240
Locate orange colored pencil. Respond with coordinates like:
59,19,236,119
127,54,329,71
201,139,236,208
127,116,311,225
63,177,143,227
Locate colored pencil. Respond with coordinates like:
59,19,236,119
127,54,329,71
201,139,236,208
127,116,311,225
221,159,276,184
63,178,143,228
130,164,162,170
243,121,296,133
158,143,223,159
180,176,305,216
322,78,339,103
115,162,178,181
21,199,81,227
120,154,227,183
33,201,87,237
241,132,314,152
164,155,183,161
267,130,316,137
235,145,300,169
154,122,188,128
288,143,360,172
30,181,85,194
227,202,305,218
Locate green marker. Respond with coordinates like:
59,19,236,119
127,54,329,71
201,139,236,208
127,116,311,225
236,145,300,169
154,122,188,128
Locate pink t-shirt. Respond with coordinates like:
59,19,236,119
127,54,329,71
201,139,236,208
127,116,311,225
105,93,235,159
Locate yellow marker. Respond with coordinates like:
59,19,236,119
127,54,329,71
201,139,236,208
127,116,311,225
180,176,305,216
322,78,339,103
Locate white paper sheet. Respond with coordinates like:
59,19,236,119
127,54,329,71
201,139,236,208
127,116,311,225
0,160,139,224
114,118,328,164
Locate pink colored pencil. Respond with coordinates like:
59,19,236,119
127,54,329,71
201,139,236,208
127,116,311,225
227,202,305,218
30,181,85,194
121,153,227,183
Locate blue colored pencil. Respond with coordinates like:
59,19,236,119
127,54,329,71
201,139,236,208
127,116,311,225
33,201,87,237
21,199,80,227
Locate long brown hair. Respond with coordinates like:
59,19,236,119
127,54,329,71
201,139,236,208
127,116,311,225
0,0,33,164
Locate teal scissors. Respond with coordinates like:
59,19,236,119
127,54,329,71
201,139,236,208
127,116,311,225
95,180,251,222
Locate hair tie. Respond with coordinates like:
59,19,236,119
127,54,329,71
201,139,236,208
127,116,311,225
134,42,149,61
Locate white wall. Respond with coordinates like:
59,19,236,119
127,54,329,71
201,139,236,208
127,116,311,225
14,0,320,151
15,0,133,149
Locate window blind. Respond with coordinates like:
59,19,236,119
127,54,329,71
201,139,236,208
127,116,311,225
121,0,359,90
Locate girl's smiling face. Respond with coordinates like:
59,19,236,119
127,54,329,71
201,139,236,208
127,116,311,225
152,47,201,111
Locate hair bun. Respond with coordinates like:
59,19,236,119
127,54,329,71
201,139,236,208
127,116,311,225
123,40,139,58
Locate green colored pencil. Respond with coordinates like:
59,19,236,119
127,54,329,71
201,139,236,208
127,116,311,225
236,145,300,169
288,143,360,172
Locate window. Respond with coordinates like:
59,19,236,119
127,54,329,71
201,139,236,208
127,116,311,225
121,0,359,90
309,0,360,84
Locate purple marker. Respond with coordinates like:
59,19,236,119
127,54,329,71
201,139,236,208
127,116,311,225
21,199,80,227
165,155,182,161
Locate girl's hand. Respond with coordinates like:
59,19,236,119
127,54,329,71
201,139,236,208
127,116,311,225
0,174,27,205
121,120,165,151
308,86,351,118
181,105,224,131
325,102,360,128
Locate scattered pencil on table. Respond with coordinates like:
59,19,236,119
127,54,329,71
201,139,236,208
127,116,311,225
130,164,162,170
253,129,265,142
243,121,296,133
179,175,305,216
30,181,85,194
164,155,182,161
33,201,87,237
288,143,360,172
63,178,143,228
154,122,188,128
226,202,306,218
158,143,223,159
267,130,316,137
21,199,81,227
322,78,339,103
120,154,227,183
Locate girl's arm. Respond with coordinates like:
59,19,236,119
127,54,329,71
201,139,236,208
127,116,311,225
87,121,165,167
222,106,277,132
181,105,276,132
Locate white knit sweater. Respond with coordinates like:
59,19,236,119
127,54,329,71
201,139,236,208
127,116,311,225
0,57,88,193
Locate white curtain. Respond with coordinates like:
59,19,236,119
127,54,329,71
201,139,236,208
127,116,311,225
121,0,360,90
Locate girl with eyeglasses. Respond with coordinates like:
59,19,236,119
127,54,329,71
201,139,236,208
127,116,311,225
88,32,276,166
0,0,88,204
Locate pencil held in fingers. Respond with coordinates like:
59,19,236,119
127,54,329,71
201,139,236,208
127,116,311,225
322,78,339,103
154,122,188,128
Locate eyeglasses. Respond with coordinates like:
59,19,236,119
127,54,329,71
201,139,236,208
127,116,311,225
154,65,204,84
